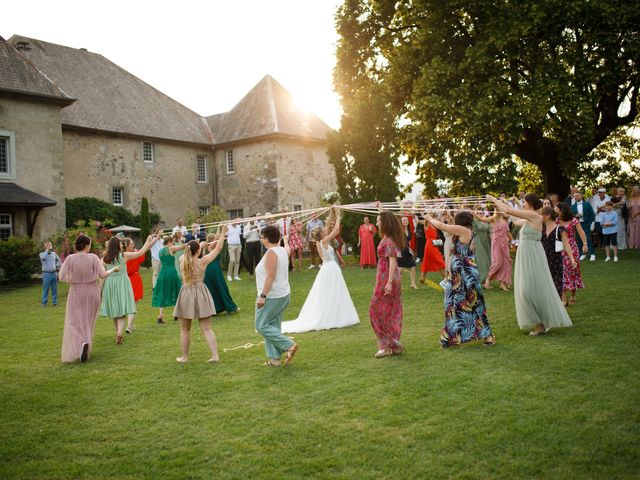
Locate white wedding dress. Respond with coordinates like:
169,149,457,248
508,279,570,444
281,242,360,333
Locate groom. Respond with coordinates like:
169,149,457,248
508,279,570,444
572,191,596,261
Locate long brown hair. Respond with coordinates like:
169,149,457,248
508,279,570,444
103,237,122,264
378,211,405,249
180,240,200,285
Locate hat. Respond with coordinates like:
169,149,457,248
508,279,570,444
597,188,606,193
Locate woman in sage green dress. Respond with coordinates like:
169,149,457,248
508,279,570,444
487,193,572,336
152,235,183,324
203,232,239,314
101,234,160,345
471,213,491,285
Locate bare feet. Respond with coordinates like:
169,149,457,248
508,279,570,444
410,284,418,289
176,356,188,363
484,281,492,289
499,283,510,292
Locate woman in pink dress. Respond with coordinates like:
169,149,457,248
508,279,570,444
358,216,378,268
58,234,120,363
288,220,304,271
557,203,587,305
484,212,513,291
369,211,405,358
628,186,640,249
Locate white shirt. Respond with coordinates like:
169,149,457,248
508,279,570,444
591,195,610,222
243,223,261,242
150,239,164,260
576,201,584,217
172,225,188,237
277,218,291,237
227,224,242,245
255,246,290,298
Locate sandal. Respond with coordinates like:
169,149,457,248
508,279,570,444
528,328,546,337
569,297,576,305
374,348,393,358
115,333,123,345
176,356,188,363
263,360,281,367
284,343,299,366
157,317,165,324
483,336,496,346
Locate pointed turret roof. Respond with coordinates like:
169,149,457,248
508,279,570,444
8,35,211,145
206,75,331,145
0,36,74,105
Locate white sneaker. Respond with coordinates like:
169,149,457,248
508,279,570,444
614,257,618,262
579,254,586,261
234,276,241,281
227,275,232,281
589,255,596,261
605,257,611,262
307,265,316,269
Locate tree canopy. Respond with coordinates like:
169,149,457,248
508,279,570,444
331,0,640,197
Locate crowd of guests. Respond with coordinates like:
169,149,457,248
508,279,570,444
36,184,639,365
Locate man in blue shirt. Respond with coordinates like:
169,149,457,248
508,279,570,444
601,201,619,262
39,241,62,306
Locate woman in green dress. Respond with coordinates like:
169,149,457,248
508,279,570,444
471,211,491,285
152,235,183,324
487,193,572,336
101,234,159,345
203,232,239,314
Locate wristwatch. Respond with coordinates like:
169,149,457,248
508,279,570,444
259,293,267,299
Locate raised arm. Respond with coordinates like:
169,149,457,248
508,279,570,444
123,234,160,260
201,226,228,266
322,208,342,246
487,194,540,222
424,214,471,243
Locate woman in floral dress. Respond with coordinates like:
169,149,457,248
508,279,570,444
288,220,304,271
556,203,588,305
540,207,575,298
369,210,405,358
425,211,495,347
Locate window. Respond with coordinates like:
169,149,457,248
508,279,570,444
112,187,124,206
227,209,243,220
199,206,210,216
0,131,16,179
0,214,12,240
197,155,207,182
143,142,154,163
225,149,234,174
293,203,303,212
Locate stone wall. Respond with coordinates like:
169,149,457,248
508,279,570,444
62,130,214,229
213,138,336,217
0,97,66,240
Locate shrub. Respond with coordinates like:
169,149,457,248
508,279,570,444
0,236,40,283
50,221,112,260
66,197,160,229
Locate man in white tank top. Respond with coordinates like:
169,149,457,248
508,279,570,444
254,225,299,367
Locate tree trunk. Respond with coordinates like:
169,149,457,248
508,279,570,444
538,156,571,199
515,131,571,198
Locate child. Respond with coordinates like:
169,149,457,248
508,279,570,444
601,200,619,262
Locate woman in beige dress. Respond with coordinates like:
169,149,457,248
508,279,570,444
173,228,226,363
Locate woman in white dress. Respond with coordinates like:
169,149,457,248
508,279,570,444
282,208,360,333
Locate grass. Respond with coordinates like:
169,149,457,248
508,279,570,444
1,250,639,479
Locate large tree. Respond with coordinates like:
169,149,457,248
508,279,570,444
333,0,640,197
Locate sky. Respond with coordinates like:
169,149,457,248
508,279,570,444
3,0,343,128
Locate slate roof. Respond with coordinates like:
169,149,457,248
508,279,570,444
0,183,57,207
8,35,211,145
205,75,331,145
0,36,74,105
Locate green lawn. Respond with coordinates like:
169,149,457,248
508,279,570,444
1,251,639,479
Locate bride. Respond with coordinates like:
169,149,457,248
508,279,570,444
281,208,360,333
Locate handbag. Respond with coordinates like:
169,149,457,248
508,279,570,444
432,239,443,247
554,226,564,253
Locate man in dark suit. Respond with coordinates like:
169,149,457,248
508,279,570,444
571,191,596,261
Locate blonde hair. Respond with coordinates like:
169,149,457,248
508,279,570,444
180,240,199,285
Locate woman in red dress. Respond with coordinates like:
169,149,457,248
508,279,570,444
358,216,378,268
369,211,405,358
419,223,446,284
124,238,145,334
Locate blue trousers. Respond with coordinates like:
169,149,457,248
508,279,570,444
577,222,595,256
254,295,294,360
42,272,58,305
